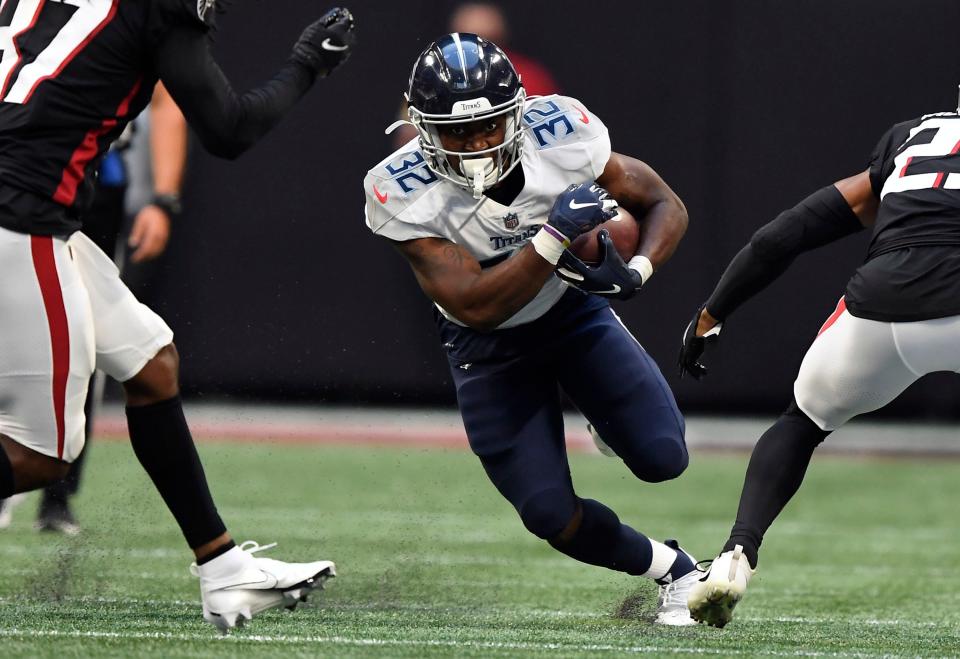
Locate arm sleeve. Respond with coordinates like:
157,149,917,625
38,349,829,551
153,25,317,160
705,185,864,320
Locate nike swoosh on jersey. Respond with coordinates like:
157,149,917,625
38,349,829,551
373,185,388,204
568,200,598,210
596,285,621,294
321,38,349,52
574,106,590,124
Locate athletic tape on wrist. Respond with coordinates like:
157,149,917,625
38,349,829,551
532,226,569,265
628,255,654,285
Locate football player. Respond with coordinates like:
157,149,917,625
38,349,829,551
365,33,697,625
0,0,356,631
680,103,960,627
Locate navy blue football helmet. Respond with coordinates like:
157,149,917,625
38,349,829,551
406,33,526,197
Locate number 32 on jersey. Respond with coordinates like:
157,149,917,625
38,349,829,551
0,0,115,104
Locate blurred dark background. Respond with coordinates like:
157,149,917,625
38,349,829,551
152,0,960,418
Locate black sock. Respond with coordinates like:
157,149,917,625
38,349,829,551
549,498,653,576
127,396,227,549
723,401,830,568
196,539,236,565
41,448,85,511
0,443,13,498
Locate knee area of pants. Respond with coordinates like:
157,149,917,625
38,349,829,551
518,489,576,540
624,441,688,483
784,397,834,437
793,390,836,431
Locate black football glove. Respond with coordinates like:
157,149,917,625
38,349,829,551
678,304,723,379
546,183,618,242
291,7,356,78
555,230,643,300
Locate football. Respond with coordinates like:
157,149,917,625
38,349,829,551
568,207,640,265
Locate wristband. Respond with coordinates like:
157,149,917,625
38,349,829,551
531,225,569,265
150,193,182,219
628,255,653,285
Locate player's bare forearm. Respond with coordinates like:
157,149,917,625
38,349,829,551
635,198,688,268
394,238,554,332
149,83,187,196
597,152,688,269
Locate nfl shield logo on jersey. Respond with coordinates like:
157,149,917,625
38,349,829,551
197,0,215,21
503,213,520,230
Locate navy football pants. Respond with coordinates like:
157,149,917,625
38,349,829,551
439,290,687,541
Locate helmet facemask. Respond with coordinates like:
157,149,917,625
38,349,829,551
409,89,526,199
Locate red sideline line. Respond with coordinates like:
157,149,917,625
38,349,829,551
91,419,597,452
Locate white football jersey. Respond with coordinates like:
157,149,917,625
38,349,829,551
364,95,612,329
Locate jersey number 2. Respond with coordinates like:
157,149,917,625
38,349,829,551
0,0,114,104
881,117,960,198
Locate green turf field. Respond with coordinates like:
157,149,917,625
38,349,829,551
0,439,957,657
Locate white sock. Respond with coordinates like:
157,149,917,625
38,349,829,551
642,539,678,581
197,546,247,580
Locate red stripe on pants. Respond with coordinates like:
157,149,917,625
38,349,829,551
30,237,70,459
816,296,846,337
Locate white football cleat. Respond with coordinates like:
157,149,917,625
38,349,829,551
654,541,698,626
687,544,755,628
655,569,701,626
0,493,27,529
587,423,617,457
191,540,335,633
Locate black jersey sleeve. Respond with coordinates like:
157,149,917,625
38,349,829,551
704,185,862,320
867,118,924,197
153,24,316,160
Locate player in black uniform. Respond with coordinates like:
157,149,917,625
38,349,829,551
0,0,356,632
36,83,187,536
679,104,960,627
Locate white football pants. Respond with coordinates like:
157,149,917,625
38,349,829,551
795,297,960,431
0,227,172,461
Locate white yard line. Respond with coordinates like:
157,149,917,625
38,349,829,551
0,596,954,629
0,628,910,657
